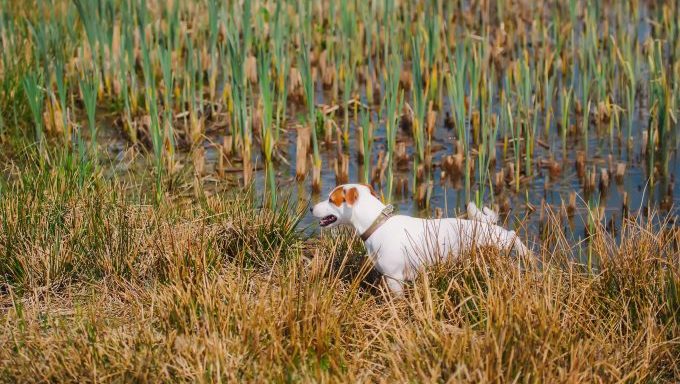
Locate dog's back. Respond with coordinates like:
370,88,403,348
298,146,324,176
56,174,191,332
428,217,529,258
365,215,530,280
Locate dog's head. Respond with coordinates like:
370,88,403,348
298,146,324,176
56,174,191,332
311,183,381,228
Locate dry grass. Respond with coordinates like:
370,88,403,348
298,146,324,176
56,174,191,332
0,164,678,383
1,0,678,381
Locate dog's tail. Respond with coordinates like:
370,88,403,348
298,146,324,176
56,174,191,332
467,202,498,224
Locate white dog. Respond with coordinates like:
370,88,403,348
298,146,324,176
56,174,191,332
312,183,531,294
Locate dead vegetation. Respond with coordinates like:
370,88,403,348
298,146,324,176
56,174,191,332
0,164,678,383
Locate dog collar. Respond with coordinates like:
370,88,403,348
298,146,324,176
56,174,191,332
360,205,394,241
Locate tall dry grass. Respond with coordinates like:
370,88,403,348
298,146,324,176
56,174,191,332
0,158,678,383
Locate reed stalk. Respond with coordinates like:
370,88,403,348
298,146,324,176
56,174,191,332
79,70,98,156
359,106,372,184
227,23,251,184
340,5,356,149
384,54,403,202
411,35,427,186
54,58,68,143
138,8,164,203
560,87,573,155
159,44,175,163
272,0,289,143
258,45,276,207
22,72,44,149
299,39,321,191
446,43,470,201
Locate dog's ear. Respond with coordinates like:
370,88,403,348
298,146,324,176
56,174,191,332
346,187,359,206
329,186,345,206
361,183,380,199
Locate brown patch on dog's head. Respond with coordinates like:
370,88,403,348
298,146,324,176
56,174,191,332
329,186,345,206
346,187,359,205
361,183,380,199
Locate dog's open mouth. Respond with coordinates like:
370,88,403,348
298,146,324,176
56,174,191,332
319,215,337,227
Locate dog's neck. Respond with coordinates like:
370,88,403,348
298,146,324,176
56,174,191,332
350,196,387,237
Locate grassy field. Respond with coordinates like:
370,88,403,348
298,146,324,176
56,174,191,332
1,0,680,382
0,158,678,382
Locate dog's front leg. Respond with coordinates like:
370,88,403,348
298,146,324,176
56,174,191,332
384,276,405,296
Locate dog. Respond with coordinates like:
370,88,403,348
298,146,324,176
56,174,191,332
311,183,531,294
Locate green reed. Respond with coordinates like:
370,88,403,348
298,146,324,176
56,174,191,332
506,99,521,193
299,39,321,174
424,2,440,103
359,0,373,84
384,54,403,203
411,35,427,172
54,58,68,141
79,70,98,155
648,40,671,182
258,45,276,207
226,23,249,160
613,31,637,151
159,44,175,161
580,66,591,156
21,72,44,148
340,1,357,149
542,45,556,139
118,22,134,143
122,6,139,118
272,0,288,143
359,106,372,184
560,87,573,155
207,0,220,102
515,56,534,180
477,67,497,206
446,43,470,201
382,0,395,63
73,0,102,80
138,6,164,203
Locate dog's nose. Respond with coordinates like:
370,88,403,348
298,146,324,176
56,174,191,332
309,206,313,213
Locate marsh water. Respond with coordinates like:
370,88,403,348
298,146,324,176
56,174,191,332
281,94,677,241
95,4,679,251
100,76,679,252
